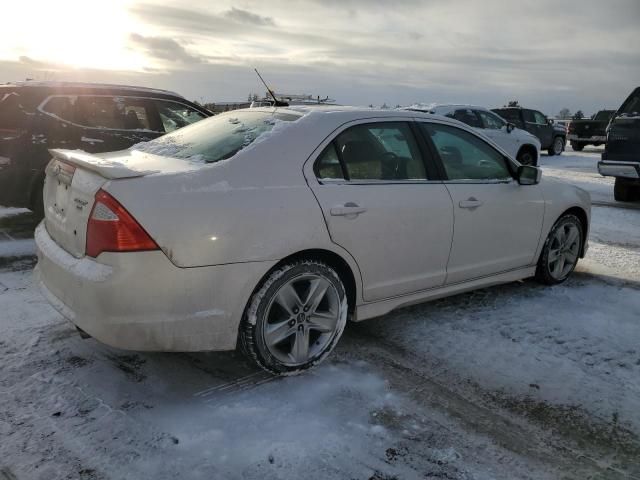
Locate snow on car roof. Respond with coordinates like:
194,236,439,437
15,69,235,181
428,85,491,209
407,103,491,112
0,81,182,97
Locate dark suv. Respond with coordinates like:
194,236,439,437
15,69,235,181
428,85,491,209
492,107,567,156
598,87,640,201
0,81,211,214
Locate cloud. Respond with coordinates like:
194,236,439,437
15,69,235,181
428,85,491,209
123,0,640,113
129,33,204,64
224,7,275,26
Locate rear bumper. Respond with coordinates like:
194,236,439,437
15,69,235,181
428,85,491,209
597,160,640,179
34,222,275,352
568,134,606,142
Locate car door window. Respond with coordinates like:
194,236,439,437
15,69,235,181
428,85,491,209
421,123,512,181
315,143,345,180
449,109,483,128
533,111,547,125
523,109,536,124
476,110,505,130
324,122,426,181
155,100,207,132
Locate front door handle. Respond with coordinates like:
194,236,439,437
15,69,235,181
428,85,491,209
330,202,367,217
459,197,483,209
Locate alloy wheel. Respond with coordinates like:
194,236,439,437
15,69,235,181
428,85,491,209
547,223,581,280
263,274,342,365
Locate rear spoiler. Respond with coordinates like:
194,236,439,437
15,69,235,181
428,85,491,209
49,149,157,180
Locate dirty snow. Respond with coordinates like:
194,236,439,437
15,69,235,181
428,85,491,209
1,146,639,479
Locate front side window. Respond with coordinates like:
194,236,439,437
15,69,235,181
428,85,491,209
321,122,426,181
477,110,505,130
533,111,547,125
132,110,301,164
449,109,483,128
155,100,207,132
493,108,523,128
619,88,640,117
421,123,512,181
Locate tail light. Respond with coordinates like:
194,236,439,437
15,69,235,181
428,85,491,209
568,123,575,133
86,189,158,258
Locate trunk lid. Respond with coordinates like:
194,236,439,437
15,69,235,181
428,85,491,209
43,148,195,257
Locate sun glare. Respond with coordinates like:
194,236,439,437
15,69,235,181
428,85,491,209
1,0,147,71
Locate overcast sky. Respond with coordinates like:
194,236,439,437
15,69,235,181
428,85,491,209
2,0,639,115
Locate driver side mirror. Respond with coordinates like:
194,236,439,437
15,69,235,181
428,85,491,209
506,122,515,133
517,165,541,185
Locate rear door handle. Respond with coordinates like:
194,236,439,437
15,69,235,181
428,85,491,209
330,202,367,216
459,197,483,209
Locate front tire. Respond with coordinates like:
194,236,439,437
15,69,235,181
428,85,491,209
535,214,583,285
548,136,564,156
240,260,348,375
517,148,536,166
571,142,584,151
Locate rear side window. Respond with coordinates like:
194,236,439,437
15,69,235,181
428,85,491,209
132,110,301,163
326,122,426,181
0,91,27,131
315,144,345,180
421,123,512,181
155,100,207,132
41,95,157,131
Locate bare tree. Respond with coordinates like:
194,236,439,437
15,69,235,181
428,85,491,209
558,108,572,119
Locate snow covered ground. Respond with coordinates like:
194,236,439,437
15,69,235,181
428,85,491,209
1,147,639,480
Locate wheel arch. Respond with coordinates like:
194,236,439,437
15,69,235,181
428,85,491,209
242,248,361,326
517,144,539,166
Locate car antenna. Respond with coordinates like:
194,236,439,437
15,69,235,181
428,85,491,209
254,68,289,107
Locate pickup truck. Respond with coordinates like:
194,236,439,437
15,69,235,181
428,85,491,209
598,87,640,202
492,106,566,156
567,110,615,151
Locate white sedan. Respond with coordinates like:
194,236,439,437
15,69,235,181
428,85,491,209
35,107,590,375
408,103,542,166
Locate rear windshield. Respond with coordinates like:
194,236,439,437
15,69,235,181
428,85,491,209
132,110,301,163
618,88,640,117
593,110,614,121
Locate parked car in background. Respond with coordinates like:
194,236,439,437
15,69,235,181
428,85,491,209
492,106,566,156
407,104,541,165
598,87,640,201
567,110,615,151
0,81,211,214
36,106,590,375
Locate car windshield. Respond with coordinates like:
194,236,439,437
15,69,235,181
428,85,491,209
617,88,640,117
132,110,301,163
593,110,614,121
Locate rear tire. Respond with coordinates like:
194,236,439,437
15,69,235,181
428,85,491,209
548,136,564,156
571,142,584,151
535,214,583,285
239,260,348,375
614,177,639,202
